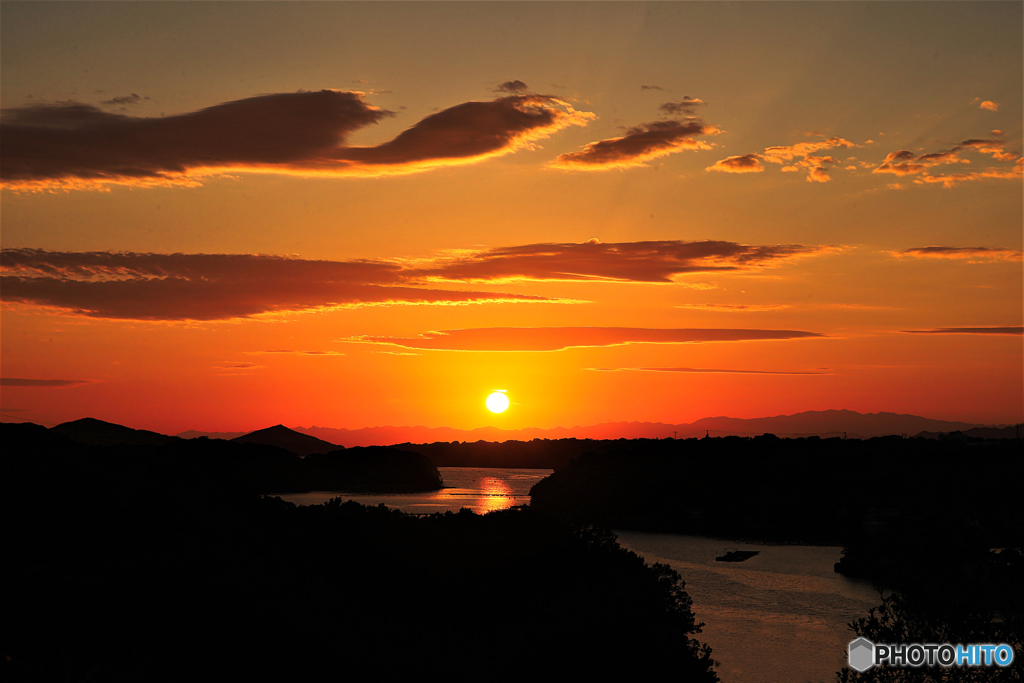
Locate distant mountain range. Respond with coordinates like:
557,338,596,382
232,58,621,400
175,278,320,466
173,409,1014,447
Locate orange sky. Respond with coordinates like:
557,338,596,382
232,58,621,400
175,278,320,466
1,2,1021,433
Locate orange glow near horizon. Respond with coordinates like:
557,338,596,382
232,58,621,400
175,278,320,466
1,2,1021,435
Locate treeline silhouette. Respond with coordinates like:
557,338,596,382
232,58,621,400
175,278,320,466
1,422,720,680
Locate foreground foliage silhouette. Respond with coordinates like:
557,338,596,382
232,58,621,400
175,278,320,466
1,423,718,681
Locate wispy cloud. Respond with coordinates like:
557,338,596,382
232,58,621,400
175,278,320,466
0,249,566,321
550,119,719,170
1,90,593,190
893,246,1023,262
345,327,824,352
1,378,91,387
675,303,790,312
659,97,705,116
251,350,346,356
495,80,529,94
585,366,829,375
406,239,835,283
902,326,1022,335
101,93,146,106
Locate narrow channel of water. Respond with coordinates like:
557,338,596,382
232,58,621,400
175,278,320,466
615,531,880,683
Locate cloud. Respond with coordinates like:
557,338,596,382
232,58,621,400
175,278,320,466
873,147,967,176
640,85,663,91
406,239,834,284
902,327,1022,335
1,91,593,190
957,137,1019,162
102,94,144,106
675,303,790,311
708,137,855,181
496,80,529,94
0,249,567,321
893,246,1023,262
345,327,824,352
705,154,764,174
585,366,829,375
980,100,999,111
1,378,91,387
659,97,705,116
874,137,1020,183
550,119,719,170
251,350,346,356
912,165,1023,188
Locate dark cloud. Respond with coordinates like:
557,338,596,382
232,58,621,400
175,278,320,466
873,147,964,176
957,138,1019,162
496,80,529,94
550,120,718,170
337,95,590,168
903,327,1022,335
705,154,764,174
640,85,663,91
883,150,915,163
874,137,1021,180
1,378,91,387
0,239,834,319
659,97,705,116
346,327,824,352
409,239,833,283
1,91,592,190
894,246,1022,262
102,94,143,106
0,249,564,321
585,367,829,375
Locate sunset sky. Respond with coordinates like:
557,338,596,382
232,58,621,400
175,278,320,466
2,1,1021,434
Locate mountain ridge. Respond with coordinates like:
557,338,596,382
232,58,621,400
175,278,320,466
232,410,1012,447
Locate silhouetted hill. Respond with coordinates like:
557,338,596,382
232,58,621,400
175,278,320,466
178,429,247,440
291,410,1006,447
51,417,180,446
3,421,440,495
231,424,341,456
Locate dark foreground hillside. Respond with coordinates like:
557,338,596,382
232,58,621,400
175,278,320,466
1,423,718,681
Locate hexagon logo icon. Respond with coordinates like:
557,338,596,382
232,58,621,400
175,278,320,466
849,637,875,672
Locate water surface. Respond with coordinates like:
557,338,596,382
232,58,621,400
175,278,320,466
615,531,880,683
274,466,552,514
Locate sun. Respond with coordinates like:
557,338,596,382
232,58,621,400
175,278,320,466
486,390,510,414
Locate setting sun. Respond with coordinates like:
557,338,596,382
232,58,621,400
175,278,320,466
486,391,510,414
